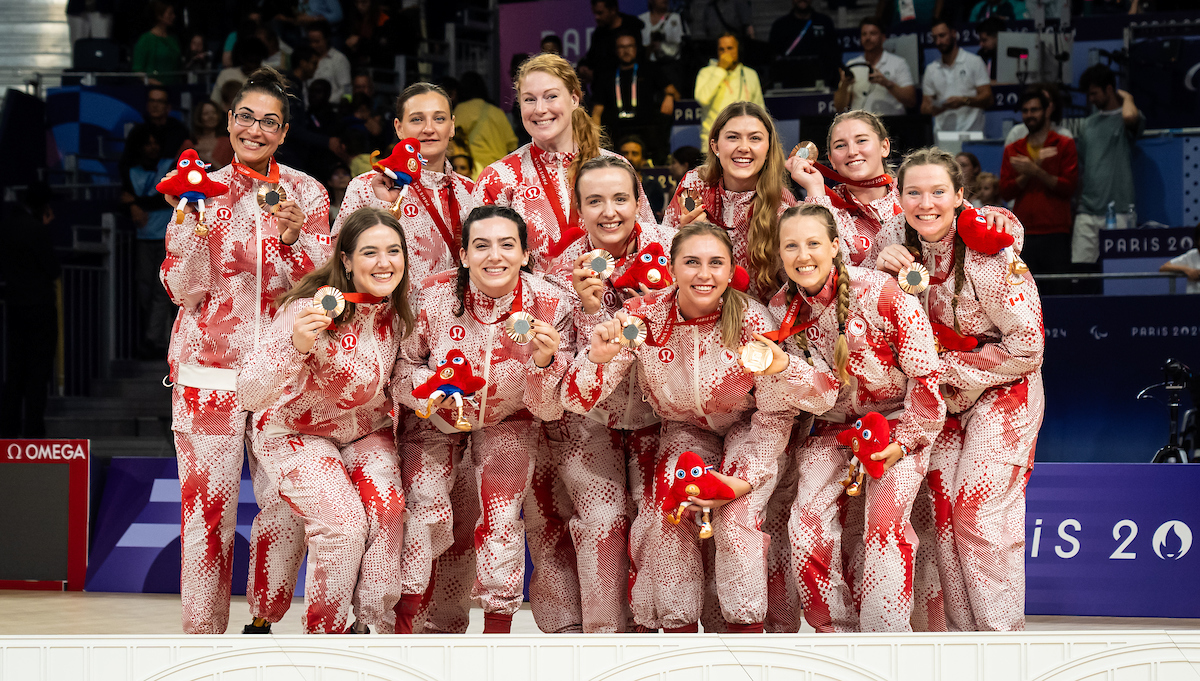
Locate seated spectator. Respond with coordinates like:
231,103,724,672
690,0,755,41
669,145,702,183
221,11,260,68
833,17,915,114
119,126,175,359
970,0,1022,21
1159,224,1200,294
449,141,477,180
289,0,343,29
640,0,684,62
956,151,981,200
976,17,1003,82
258,25,290,72
769,0,838,88
183,33,213,73
344,0,398,67
593,32,678,165
180,100,233,169
215,80,243,112
211,36,268,106
66,0,113,45
579,0,645,84
1004,82,1073,146
1000,90,1078,293
128,85,189,162
353,71,393,117
921,19,992,135
327,162,351,226
616,135,667,216
341,93,388,151
132,1,182,84
454,71,519,171
694,33,763,146
975,171,1000,205
540,34,563,56
308,21,352,103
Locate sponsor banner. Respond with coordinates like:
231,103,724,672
1027,463,1200,617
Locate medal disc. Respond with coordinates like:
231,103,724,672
790,141,819,161
897,263,930,295
257,183,288,214
618,317,648,348
741,340,773,373
313,286,346,317
505,311,537,344
682,190,701,212
584,249,616,279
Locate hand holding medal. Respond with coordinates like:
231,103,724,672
785,140,826,198
738,333,789,375
677,189,708,226
588,310,636,364
573,250,614,315
292,288,342,354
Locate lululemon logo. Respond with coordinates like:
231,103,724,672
449,325,467,341
658,348,675,364
603,290,618,308
857,235,871,252
806,327,820,341
402,203,420,218
523,186,542,201
216,206,233,221
340,332,358,351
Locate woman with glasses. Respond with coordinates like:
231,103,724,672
160,65,333,634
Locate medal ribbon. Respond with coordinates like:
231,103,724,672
411,176,463,248
326,292,386,329
531,146,580,240
232,157,280,184
700,183,753,231
615,64,638,113
467,276,523,327
761,269,835,342
647,290,722,347
811,162,891,189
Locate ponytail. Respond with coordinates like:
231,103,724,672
569,106,607,189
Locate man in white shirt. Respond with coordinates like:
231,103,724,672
920,19,992,133
694,33,764,145
833,17,915,115
307,21,351,103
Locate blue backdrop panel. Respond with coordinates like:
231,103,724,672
1039,294,1200,463
1026,463,1200,618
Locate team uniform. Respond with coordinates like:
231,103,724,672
906,221,1045,632
524,223,675,633
771,267,945,633
662,170,796,302
160,158,331,633
563,289,834,631
392,272,574,629
237,297,404,633
473,145,656,270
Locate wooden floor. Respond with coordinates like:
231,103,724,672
2,590,1198,635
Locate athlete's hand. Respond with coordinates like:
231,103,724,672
981,209,1016,237
588,310,629,364
529,319,561,368
875,243,915,275
572,253,606,315
292,305,329,354
158,169,188,213
371,171,402,204
785,156,825,198
276,200,305,245
677,193,708,226
739,333,790,376
684,470,751,512
871,442,906,472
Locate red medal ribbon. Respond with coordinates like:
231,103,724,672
410,175,463,249
761,269,835,342
531,146,580,243
699,183,754,231
325,291,386,329
926,246,956,286
813,163,891,188
467,276,524,327
232,157,280,184
647,290,723,347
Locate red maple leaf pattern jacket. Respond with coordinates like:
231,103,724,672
769,266,945,453
473,145,656,270
543,222,678,431
661,170,797,302
237,298,400,446
334,160,476,292
562,289,827,489
160,162,332,429
393,272,575,429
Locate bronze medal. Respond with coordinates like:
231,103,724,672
256,183,288,214
505,311,537,345
740,340,773,373
1007,253,1029,285
790,141,819,161
681,189,701,212
897,262,930,295
618,316,648,349
313,286,346,318
583,249,616,280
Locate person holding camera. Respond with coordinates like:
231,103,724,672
833,17,915,115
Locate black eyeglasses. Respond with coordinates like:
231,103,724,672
231,111,283,134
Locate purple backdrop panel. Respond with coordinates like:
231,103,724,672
1026,463,1200,618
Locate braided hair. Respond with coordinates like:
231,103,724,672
453,205,533,317
779,204,851,383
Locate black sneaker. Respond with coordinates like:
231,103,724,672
242,618,272,634
347,621,371,634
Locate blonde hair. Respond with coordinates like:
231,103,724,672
669,222,747,350
897,147,968,334
778,204,850,383
514,53,607,190
700,101,786,299
825,110,891,161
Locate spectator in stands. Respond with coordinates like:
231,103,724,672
133,1,183,84
976,17,1003,82
694,33,764,146
578,0,645,85
211,37,268,107
690,0,755,41
640,0,685,62
454,71,519,172
1004,83,1072,146
184,33,214,73
281,0,343,30
308,21,352,103
66,0,113,46
874,0,941,28
669,145,702,183
540,34,563,56
769,0,838,89
341,94,388,152
258,26,289,72
969,0,1021,20
130,85,189,163
353,72,392,116
956,151,981,199
181,100,234,169
1159,224,1200,294
0,182,60,438
120,126,175,359
344,0,397,67
1072,64,1145,266
833,17,915,114
277,47,345,174
1000,90,1078,292
216,80,244,113
921,19,992,135
617,134,667,216
449,142,477,180
221,12,260,68
327,162,351,226
305,79,346,159
975,170,1000,204
592,32,679,165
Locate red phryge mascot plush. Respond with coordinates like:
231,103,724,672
412,349,487,432
931,322,978,354
612,242,674,290
836,411,892,495
663,451,736,539
370,137,426,215
956,207,1013,254
156,149,229,235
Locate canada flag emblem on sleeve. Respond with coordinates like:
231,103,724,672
1007,292,1026,307
317,234,331,245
